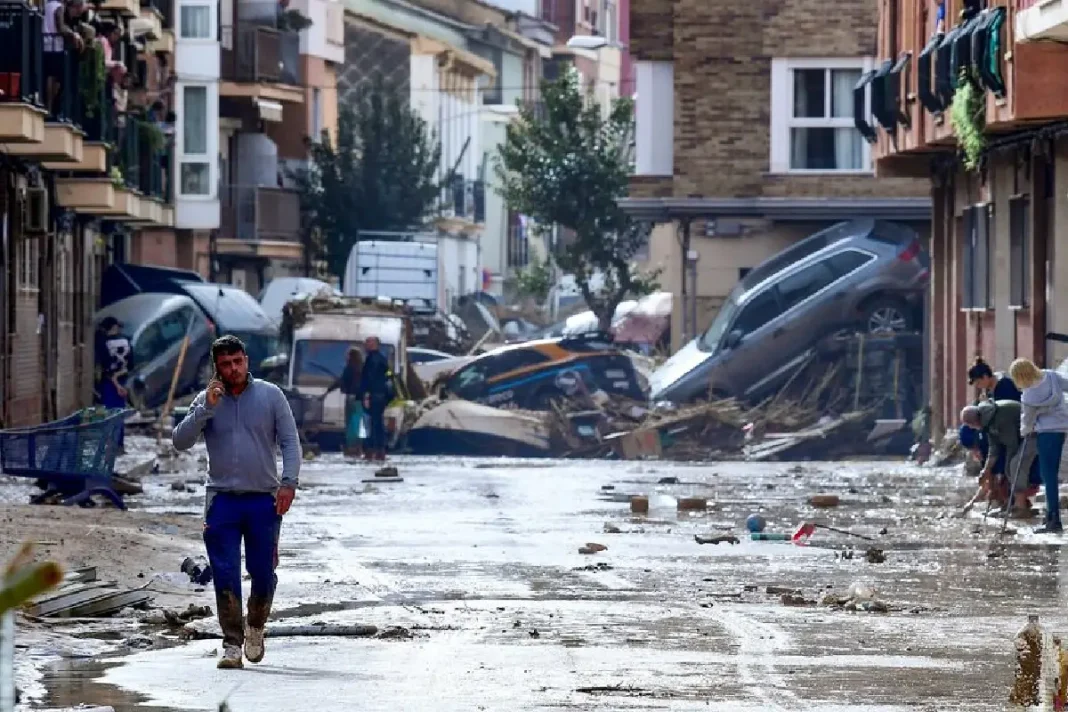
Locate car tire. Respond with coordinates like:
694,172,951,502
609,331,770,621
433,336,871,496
861,298,914,334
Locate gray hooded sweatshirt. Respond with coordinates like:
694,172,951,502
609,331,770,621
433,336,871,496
172,377,301,493
1020,370,1068,436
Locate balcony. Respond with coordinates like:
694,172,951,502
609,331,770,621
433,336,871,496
221,24,303,104
142,0,174,53
871,0,1068,176
438,177,486,226
1017,0,1068,41
0,24,86,161
220,184,301,244
0,3,47,144
100,0,139,18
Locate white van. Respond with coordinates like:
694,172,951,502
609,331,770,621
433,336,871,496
284,307,409,448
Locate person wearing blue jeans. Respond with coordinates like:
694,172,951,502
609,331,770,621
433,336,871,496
1011,358,1068,534
172,335,301,669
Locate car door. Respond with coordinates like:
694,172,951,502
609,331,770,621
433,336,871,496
140,311,190,406
774,255,856,355
722,288,787,396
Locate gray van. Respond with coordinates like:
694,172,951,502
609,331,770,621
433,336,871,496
649,219,929,405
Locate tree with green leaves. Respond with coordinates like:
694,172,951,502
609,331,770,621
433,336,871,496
495,70,657,330
293,81,441,282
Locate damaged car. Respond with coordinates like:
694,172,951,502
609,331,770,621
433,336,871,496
440,335,646,410
650,218,929,405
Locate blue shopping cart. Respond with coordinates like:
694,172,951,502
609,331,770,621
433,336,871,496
0,407,133,509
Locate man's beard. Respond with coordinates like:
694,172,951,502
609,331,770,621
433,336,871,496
222,371,246,389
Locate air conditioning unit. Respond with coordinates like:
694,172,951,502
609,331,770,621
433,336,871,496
25,186,48,234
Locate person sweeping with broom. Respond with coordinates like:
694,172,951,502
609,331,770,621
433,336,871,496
960,400,1041,518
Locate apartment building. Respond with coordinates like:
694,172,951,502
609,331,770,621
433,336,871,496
0,0,176,425
622,0,931,352
211,0,342,294
337,0,495,309
872,0,1068,439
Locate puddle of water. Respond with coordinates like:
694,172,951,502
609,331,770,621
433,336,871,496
41,657,177,712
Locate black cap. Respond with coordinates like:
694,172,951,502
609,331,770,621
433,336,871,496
100,316,122,331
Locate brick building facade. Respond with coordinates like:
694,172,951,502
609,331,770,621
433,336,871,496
871,0,1068,440
622,0,932,352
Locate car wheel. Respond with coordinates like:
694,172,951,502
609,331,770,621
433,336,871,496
862,298,913,334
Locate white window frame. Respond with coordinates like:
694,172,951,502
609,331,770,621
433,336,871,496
178,3,214,40
176,82,217,198
769,57,875,176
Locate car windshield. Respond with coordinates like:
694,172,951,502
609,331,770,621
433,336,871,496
699,296,740,353
293,339,396,387
232,331,280,374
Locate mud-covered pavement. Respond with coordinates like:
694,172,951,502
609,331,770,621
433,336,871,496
33,453,1068,711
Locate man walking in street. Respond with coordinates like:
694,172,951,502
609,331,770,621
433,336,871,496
360,336,393,461
172,335,301,669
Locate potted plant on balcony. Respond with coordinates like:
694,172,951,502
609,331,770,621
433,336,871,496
137,116,166,155
79,42,107,119
950,68,986,171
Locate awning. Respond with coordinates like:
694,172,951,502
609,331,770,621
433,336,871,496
917,33,944,113
871,55,905,132
950,15,982,89
971,7,1007,97
936,25,962,105
617,197,933,223
853,69,877,143
255,99,284,123
870,59,896,132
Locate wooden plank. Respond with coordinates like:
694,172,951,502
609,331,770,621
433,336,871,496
66,590,152,617
27,587,124,617
62,566,97,585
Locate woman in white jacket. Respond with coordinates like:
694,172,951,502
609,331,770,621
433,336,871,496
1009,358,1068,533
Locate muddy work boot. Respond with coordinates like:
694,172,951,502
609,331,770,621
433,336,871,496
217,645,244,669
244,623,266,663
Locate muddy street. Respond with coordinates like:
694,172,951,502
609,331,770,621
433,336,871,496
32,453,1068,712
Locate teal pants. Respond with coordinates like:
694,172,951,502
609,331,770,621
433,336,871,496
344,395,364,450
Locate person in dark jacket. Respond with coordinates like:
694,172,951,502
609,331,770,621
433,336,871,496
960,357,1023,478
961,400,1041,516
95,316,133,451
359,336,393,461
323,346,364,457
969,357,1023,401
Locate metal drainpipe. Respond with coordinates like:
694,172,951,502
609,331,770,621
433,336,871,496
679,219,692,346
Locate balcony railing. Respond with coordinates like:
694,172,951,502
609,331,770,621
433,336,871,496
220,184,301,242
221,24,299,86
0,2,44,107
507,225,530,269
440,176,485,224
117,117,172,200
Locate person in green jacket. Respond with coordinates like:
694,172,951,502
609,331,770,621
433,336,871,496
961,399,1041,516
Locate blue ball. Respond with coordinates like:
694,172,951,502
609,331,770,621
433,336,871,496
746,514,767,533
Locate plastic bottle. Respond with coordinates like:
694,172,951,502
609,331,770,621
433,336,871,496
1010,614,1043,708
